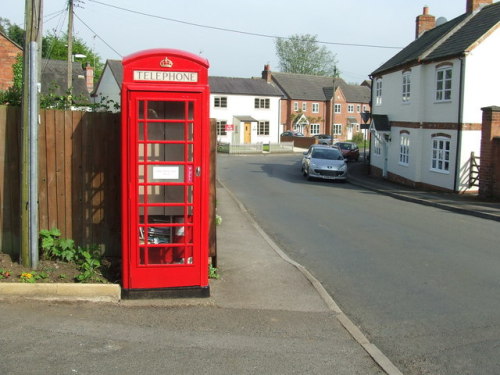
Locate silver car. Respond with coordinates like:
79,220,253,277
301,144,347,181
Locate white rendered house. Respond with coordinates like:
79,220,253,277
370,0,500,193
209,76,283,144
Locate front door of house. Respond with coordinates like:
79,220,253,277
126,91,202,289
244,122,251,144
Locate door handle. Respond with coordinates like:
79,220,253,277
195,167,201,176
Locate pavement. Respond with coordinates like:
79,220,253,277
2,152,500,374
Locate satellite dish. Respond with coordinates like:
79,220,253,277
436,17,448,26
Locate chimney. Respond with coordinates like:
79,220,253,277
262,64,272,83
466,0,492,13
415,6,436,38
85,62,94,93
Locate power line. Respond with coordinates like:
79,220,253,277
87,0,403,50
73,12,122,57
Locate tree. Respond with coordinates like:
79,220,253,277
42,30,104,80
275,34,340,76
0,18,25,47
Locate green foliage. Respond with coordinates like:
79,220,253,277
0,268,12,279
0,54,23,106
0,18,25,46
20,271,48,283
275,34,340,76
39,228,104,282
351,132,364,145
208,264,220,279
42,29,104,81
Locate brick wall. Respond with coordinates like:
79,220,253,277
0,34,22,91
479,106,500,199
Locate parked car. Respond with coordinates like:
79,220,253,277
313,134,334,145
281,130,304,137
301,144,347,181
334,142,360,161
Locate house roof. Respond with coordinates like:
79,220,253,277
106,59,123,87
41,59,91,102
0,30,22,50
372,2,500,76
92,59,123,96
271,72,340,101
209,76,283,97
271,72,370,103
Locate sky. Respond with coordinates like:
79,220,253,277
1,0,487,84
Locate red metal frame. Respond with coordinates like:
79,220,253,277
121,49,210,291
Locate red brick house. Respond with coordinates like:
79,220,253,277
0,31,22,91
262,65,370,141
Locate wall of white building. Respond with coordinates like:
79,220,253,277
92,64,121,113
210,94,281,144
463,27,500,124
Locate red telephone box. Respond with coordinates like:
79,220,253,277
121,49,210,298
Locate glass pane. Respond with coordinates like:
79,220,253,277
148,101,185,120
146,122,184,141
139,101,145,120
138,122,145,140
146,185,185,203
144,144,184,162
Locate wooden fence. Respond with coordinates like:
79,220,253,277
0,106,121,257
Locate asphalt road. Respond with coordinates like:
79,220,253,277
217,153,500,375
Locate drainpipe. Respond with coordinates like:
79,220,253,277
454,56,466,192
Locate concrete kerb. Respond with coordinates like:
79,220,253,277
348,176,500,223
0,283,121,303
217,178,404,375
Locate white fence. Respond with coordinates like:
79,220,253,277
217,142,294,154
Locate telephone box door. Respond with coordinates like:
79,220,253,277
126,91,204,289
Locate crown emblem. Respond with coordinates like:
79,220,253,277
160,57,173,68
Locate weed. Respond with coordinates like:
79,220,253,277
39,228,104,283
19,271,48,283
0,268,11,279
208,264,220,279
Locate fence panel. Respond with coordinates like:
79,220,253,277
0,106,121,257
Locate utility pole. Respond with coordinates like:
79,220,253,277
21,0,43,268
67,0,74,91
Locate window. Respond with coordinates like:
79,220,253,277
374,137,381,155
431,136,451,172
257,121,269,135
310,124,320,134
294,102,299,111
399,134,410,165
363,105,368,112
302,102,307,111
214,96,227,108
375,78,382,105
333,124,342,135
436,66,452,101
357,104,361,113
402,71,411,102
255,98,270,109
312,103,319,113
347,104,354,113
216,120,227,135
334,104,341,113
